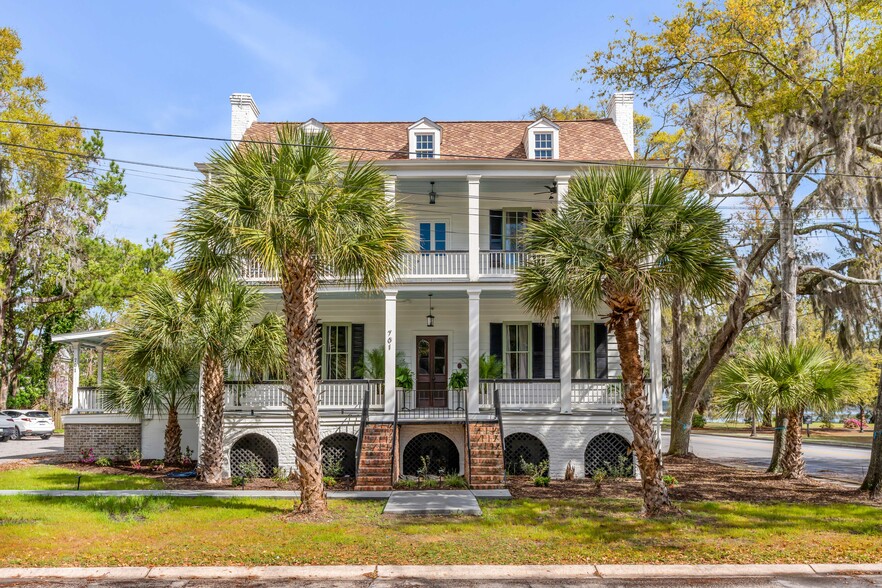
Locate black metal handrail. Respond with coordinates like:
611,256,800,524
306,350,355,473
353,388,371,480
464,387,472,487
390,387,398,487
396,388,467,420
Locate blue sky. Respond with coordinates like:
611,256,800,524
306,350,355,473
5,1,675,244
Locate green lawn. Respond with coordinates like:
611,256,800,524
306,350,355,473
0,465,163,490
0,495,880,566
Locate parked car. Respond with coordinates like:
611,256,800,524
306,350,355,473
1,410,54,440
0,413,14,442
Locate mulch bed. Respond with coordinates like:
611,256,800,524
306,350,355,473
507,455,878,506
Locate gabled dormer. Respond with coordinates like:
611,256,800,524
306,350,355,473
523,118,560,160
408,118,441,159
302,118,326,134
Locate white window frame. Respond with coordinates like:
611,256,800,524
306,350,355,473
534,132,554,159
408,118,442,160
503,322,531,379
414,133,435,159
572,322,595,380
524,118,560,160
418,219,450,251
502,208,530,252
322,323,352,381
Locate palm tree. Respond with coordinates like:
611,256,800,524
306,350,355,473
516,167,732,516
713,354,767,438
106,276,285,483
175,125,410,512
716,342,862,478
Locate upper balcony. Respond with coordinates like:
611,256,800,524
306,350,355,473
240,174,560,285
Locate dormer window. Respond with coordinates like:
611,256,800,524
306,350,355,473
408,118,442,160
415,133,435,158
534,132,553,159
524,118,560,160
301,118,325,135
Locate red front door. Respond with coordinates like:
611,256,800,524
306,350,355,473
416,335,448,408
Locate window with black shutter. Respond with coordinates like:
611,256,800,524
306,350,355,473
594,323,609,379
531,322,545,378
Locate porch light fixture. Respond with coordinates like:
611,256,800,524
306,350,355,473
426,293,435,327
429,181,437,205
553,314,560,327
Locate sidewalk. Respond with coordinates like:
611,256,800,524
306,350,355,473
2,563,881,581
0,488,512,500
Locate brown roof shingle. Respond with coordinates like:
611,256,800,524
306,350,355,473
240,119,630,161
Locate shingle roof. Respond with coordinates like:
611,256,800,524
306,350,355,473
240,119,631,161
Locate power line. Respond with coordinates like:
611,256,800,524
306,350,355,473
3,118,882,181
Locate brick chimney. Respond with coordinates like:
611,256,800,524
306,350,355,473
230,93,259,144
606,92,635,158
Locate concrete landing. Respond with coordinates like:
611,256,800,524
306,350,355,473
382,490,482,516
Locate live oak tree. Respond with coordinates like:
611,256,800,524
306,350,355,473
584,0,882,459
0,28,125,409
517,167,732,517
176,126,410,512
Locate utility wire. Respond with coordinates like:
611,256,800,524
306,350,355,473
3,118,882,181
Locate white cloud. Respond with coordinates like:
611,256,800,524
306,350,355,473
195,0,348,116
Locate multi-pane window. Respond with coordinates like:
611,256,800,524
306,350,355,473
573,324,594,379
534,132,553,159
419,222,447,251
323,324,349,380
504,323,530,379
415,133,435,158
504,210,529,251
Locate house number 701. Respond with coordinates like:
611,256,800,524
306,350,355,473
387,330,393,350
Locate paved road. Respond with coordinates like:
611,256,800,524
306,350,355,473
0,435,63,464
664,432,872,483
2,576,881,587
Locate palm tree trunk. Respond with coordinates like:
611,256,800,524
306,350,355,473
610,301,676,517
750,412,757,437
164,404,182,464
199,354,226,484
281,253,327,514
780,408,805,479
767,410,786,473
860,362,882,498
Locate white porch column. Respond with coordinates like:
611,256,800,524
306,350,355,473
384,175,396,205
467,288,481,413
384,289,398,414
70,343,81,412
96,347,105,387
559,301,572,414
556,175,572,414
467,175,481,281
649,292,663,445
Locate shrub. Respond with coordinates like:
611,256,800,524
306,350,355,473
421,478,440,489
95,457,113,467
394,479,419,490
591,469,608,488
520,458,550,487
231,476,246,488
691,413,707,429
605,454,634,480
180,446,194,467
322,476,338,487
443,474,468,489
663,474,679,487
534,476,550,487
150,460,164,472
79,448,97,464
843,418,865,430
324,458,344,480
416,455,433,480
271,467,290,487
240,459,261,485
128,449,142,469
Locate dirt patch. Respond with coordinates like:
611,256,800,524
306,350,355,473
508,456,878,506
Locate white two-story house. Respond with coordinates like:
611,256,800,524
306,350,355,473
55,91,664,489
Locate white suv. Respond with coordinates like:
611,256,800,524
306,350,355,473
2,410,54,440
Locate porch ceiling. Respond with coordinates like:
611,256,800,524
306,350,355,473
51,329,114,348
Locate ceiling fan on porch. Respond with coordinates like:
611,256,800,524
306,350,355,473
534,180,557,199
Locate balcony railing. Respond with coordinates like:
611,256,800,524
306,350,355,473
224,380,384,411
400,251,468,278
479,379,561,410
479,250,532,276
571,379,624,409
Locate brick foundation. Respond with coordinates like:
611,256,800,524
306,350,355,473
63,423,141,461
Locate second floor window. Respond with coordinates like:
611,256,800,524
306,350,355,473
504,210,529,251
534,132,553,159
419,222,447,251
415,133,435,158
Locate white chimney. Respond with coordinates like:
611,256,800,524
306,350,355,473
230,93,259,144
606,92,635,158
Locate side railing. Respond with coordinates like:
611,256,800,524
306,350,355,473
354,388,371,481
479,250,532,276
224,380,384,411
75,386,102,412
571,379,624,410
400,250,468,278
479,379,560,410
494,388,506,482
396,388,467,420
